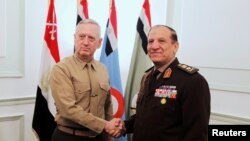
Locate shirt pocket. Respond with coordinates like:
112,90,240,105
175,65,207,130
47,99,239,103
98,83,110,105
73,82,90,103
99,83,110,92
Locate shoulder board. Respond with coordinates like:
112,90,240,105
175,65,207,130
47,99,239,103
145,66,154,73
177,63,199,74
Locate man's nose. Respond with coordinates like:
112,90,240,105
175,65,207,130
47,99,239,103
150,41,159,49
83,36,89,44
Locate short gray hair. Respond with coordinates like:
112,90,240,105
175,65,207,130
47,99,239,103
75,19,101,38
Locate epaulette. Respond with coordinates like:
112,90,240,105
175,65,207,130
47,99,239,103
177,63,199,74
145,66,154,73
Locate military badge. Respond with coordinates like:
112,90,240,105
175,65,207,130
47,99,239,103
154,85,177,99
163,68,172,78
161,98,166,104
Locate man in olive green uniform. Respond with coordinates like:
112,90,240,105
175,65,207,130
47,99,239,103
50,19,121,141
124,25,211,141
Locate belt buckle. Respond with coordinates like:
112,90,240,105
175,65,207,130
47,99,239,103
88,131,96,138
89,135,95,138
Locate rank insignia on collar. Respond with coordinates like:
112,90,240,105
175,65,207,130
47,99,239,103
163,68,172,78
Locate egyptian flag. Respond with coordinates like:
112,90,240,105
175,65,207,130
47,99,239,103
137,0,151,54
75,0,88,52
76,0,89,24
100,1,125,140
124,0,152,118
32,0,59,140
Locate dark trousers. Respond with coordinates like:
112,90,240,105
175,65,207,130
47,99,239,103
51,127,107,141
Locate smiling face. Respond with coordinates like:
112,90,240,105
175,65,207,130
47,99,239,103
147,26,179,68
74,21,102,62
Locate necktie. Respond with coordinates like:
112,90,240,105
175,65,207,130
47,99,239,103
149,70,160,89
86,63,98,114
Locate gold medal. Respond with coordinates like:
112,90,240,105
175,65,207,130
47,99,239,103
161,98,166,104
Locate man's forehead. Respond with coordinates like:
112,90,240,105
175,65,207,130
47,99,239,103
148,28,170,38
150,26,170,33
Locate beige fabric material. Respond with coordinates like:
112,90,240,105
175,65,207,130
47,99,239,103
50,55,113,135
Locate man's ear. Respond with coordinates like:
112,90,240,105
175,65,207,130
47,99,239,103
97,38,103,49
173,42,179,54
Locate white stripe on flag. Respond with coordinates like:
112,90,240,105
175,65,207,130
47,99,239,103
140,9,151,35
39,41,57,116
78,4,84,19
78,0,88,20
107,22,118,51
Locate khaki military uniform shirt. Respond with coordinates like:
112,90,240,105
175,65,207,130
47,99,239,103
50,54,113,135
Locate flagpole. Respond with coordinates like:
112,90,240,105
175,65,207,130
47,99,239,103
109,0,112,14
77,0,79,17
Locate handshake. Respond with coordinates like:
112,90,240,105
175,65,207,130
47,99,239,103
104,118,126,138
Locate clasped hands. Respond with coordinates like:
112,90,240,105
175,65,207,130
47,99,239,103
104,118,126,138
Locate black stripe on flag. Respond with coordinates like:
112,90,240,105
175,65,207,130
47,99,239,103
105,37,112,56
137,18,148,54
32,86,56,141
76,15,82,25
105,20,113,56
74,15,82,53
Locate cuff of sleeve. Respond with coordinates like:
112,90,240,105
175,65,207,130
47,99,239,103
92,118,106,133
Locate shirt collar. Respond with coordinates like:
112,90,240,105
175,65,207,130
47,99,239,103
153,57,176,73
73,54,96,71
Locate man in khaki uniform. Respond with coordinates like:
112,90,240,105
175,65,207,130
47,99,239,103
50,19,122,141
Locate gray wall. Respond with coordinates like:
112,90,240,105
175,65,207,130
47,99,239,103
168,0,250,120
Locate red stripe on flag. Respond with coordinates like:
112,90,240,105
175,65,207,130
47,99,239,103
110,0,117,38
44,0,60,63
143,0,151,27
80,0,89,19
